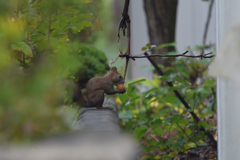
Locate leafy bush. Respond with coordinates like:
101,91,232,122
73,44,109,85
116,57,216,159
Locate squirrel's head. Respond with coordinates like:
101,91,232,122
110,67,125,85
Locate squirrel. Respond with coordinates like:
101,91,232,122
74,67,126,110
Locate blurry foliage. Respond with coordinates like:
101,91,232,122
0,0,109,143
116,53,216,159
94,0,126,66
73,44,109,85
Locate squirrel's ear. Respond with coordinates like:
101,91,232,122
111,67,117,72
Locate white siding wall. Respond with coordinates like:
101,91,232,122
130,0,216,80
210,1,240,159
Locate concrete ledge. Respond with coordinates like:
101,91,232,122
0,132,137,160
0,96,138,160
74,96,121,132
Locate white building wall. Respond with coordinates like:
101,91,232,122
129,0,151,80
176,0,216,52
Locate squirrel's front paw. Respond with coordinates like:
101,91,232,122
119,89,126,94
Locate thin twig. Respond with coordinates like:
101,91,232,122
211,87,216,112
45,11,52,55
119,51,215,59
29,15,47,35
176,123,189,138
12,11,36,57
202,0,214,55
119,0,131,79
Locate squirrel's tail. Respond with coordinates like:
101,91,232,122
73,83,88,107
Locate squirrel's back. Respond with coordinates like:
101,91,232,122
86,67,124,95
86,77,109,94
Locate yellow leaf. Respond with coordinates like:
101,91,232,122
154,155,161,159
53,50,58,53
132,110,139,114
27,53,33,58
115,97,122,104
174,107,179,112
179,108,184,114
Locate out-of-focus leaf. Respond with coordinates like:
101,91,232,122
165,94,177,103
153,126,163,135
128,79,146,87
142,47,147,51
133,126,147,140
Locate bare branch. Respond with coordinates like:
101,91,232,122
109,54,119,68
118,0,131,79
202,0,214,55
119,51,215,59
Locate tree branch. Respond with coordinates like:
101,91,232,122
202,0,214,55
119,51,215,59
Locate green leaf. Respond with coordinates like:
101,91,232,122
51,20,60,29
162,154,171,160
157,64,164,68
197,142,208,146
198,121,213,130
185,129,193,135
153,126,163,135
196,87,209,94
165,94,177,103
173,138,186,149
78,13,92,19
146,139,158,146
126,86,133,96
202,105,212,114
154,155,161,159
13,42,33,57
151,118,162,127
119,93,128,103
125,120,136,131
158,42,176,48
146,43,151,48
11,44,19,50
178,119,188,125
128,79,146,87
144,87,158,98
133,126,148,140
138,119,148,125
204,79,215,86
157,75,168,80
81,20,92,27
165,74,175,82
175,77,191,86
185,142,197,149
118,110,133,119
141,47,147,51
168,86,182,91
171,114,182,123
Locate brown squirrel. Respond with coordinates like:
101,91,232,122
75,67,126,110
